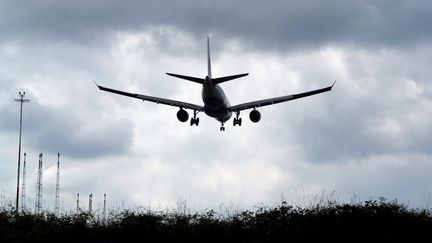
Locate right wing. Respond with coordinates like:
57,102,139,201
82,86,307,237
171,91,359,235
228,81,335,112
96,82,204,111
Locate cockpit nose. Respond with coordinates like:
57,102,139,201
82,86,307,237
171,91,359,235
205,76,210,82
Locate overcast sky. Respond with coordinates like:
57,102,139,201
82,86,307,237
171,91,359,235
1,0,432,213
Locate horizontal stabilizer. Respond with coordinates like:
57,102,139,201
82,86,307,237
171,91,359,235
166,73,204,84
213,73,249,85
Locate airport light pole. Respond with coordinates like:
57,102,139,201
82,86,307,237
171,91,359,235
14,91,30,211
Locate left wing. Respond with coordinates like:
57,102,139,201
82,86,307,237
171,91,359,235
96,83,204,111
228,81,335,112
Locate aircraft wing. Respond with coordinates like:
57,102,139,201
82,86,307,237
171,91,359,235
228,81,335,112
96,83,204,111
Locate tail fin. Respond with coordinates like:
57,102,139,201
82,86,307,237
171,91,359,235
166,37,248,85
165,36,212,85
207,36,212,78
206,36,249,85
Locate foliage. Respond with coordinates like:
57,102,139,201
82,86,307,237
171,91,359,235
0,199,430,242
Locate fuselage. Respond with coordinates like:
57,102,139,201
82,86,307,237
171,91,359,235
202,76,232,123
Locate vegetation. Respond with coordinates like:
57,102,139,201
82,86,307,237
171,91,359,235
0,199,431,242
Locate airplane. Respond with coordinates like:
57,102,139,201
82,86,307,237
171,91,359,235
96,37,335,131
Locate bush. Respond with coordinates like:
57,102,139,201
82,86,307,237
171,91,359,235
0,200,430,242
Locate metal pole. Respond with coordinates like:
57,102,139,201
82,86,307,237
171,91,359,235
35,153,43,214
55,153,60,215
14,91,29,211
103,193,107,224
40,153,43,212
88,193,93,213
21,153,26,212
77,193,80,213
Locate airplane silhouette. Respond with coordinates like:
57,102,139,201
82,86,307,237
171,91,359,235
96,37,335,131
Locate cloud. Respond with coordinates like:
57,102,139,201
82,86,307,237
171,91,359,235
287,47,432,162
0,38,137,159
1,1,431,50
0,100,133,159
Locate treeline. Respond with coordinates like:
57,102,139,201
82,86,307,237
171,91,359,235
1,200,431,242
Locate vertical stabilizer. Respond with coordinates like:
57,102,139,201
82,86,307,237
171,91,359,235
207,36,212,78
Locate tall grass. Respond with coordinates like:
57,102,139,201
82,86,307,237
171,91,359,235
0,198,431,242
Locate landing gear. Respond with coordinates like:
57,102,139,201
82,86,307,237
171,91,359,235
220,123,225,131
190,110,200,126
233,111,242,126
190,117,199,126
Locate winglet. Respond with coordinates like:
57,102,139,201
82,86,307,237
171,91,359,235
331,80,336,89
93,80,102,89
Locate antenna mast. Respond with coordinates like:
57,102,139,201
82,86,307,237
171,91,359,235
76,193,80,213
103,193,107,224
14,91,30,211
55,153,60,215
35,153,43,213
21,152,27,212
88,193,93,213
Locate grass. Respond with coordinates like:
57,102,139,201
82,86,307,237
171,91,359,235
0,198,431,242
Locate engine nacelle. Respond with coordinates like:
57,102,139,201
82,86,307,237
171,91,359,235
249,109,261,123
177,109,189,122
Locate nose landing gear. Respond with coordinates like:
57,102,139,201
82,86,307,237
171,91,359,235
220,123,225,131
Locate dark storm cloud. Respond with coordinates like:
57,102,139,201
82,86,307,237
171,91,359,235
1,0,431,49
297,103,432,162
0,100,133,159
275,47,432,163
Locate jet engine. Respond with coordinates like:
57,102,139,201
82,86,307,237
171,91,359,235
249,109,261,123
177,108,189,122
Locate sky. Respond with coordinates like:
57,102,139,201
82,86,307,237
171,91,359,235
1,0,432,214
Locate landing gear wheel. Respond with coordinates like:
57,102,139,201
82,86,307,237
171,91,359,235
190,110,200,126
220,122,225,131
233,112,242,126
233,118,242,126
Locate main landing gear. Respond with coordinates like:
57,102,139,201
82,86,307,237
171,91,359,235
190,110,199,126
233,111,242,126
221,111,241,131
